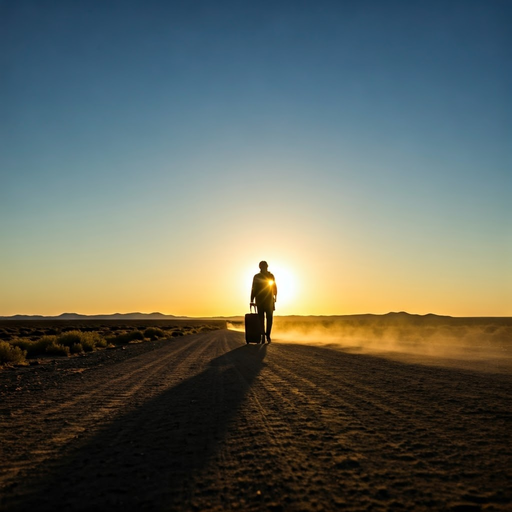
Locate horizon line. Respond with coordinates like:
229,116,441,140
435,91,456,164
1,311,511,319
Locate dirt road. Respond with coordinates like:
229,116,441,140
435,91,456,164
1,329,511,511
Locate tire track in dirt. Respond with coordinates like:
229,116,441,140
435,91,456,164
266,350,448,494
15,330,262,512
184,337,511,510
1,330,511,511
267,347,461,459
0,330,237,497
257,343,511,507
269,343,511,466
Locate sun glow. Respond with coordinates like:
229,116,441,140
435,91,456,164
267,263,297,310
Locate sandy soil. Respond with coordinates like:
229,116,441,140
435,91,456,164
1,329,511,511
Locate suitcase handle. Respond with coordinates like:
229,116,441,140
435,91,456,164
250,302,257,313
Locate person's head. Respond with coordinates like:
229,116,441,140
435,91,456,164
259,260,268,271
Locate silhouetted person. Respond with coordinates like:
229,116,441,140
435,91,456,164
251,261,277,343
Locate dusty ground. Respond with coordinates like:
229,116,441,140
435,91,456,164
1,329,511,511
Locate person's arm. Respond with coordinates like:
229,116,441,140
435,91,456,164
250,276,256,303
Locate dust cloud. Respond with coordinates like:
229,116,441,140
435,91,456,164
228,314,512,373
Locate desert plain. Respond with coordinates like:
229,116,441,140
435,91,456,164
0,314,511,511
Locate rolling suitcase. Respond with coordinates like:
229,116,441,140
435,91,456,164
245,303,262,344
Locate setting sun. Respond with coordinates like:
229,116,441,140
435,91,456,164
267,264,297,309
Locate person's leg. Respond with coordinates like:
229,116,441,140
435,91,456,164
265,308,273,342
257,305,266,343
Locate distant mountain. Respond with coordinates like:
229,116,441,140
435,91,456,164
56,313,90,320
2,314,49,320
0,312,183,321
2,311,495,323
91,312,179,320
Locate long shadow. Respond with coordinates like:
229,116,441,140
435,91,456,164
6,342,267,511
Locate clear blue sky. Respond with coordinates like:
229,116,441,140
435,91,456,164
1,0,510,316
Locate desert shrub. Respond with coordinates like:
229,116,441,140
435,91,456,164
11,337,35,354
128,330,144,342
144,327,165,340
70,343,84,354
171,330,184,337
11,335,69,357
108,330,145,345
58,331,82,347
93,334,108,348
36,336,69,356
57,330,107,352
44,341,70,356
11,337,49,357
79,334,96,352
0,341,27,365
